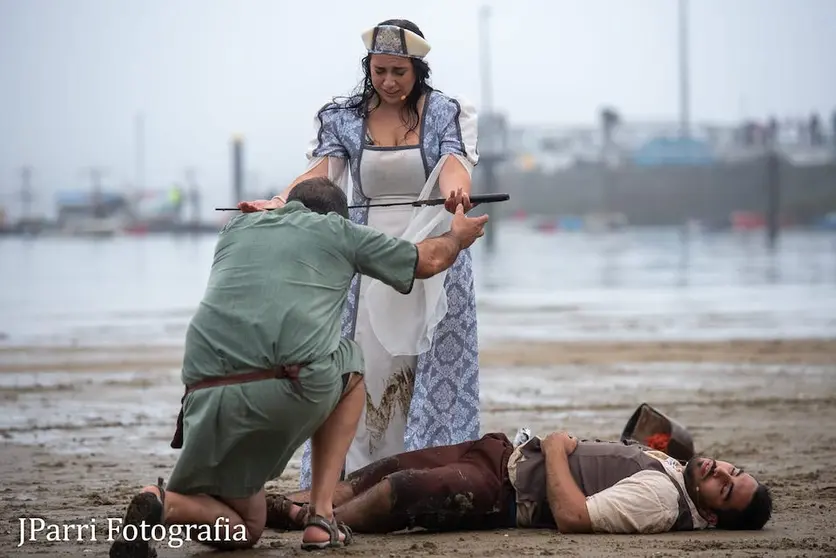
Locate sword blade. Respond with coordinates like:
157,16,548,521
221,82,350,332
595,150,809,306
214,193,510,211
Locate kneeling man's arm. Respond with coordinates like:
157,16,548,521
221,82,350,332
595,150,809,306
414,204,488,278
414,232,465,278
348,204,488,294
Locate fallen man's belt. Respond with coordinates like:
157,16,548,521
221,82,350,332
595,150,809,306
169,364,305,449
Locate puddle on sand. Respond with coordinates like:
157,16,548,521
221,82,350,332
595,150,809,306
1,367,183,457
481,362,836,411
0,369,165,390
1,361,834,460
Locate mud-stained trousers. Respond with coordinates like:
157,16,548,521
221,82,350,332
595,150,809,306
345,432,517,532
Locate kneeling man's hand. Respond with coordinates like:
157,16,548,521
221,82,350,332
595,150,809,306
450,203,488,249
238,197,284,213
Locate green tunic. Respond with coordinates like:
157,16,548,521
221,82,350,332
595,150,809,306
166,201,418,499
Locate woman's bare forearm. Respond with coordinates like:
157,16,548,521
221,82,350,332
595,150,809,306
277,158,330,200
438,156,472,198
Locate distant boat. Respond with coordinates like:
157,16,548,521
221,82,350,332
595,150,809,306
632,136,715,167
55,190,129,237
533,213,628,233
60,215,124,237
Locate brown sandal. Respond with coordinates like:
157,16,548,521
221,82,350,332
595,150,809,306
108,477,166,558
300,513,353,551
265,494,310,531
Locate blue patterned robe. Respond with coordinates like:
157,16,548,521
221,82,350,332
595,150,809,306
298,89,481,489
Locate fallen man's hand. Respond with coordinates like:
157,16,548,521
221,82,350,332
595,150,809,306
542,431,578,456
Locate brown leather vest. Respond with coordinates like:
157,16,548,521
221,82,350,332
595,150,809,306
513,438,694,531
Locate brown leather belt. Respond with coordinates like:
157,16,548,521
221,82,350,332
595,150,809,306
170,364,304,449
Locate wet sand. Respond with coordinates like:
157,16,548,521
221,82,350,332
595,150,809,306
2,338,836,556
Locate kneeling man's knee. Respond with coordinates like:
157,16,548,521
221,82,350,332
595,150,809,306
204,520,263,550
243,520,265,546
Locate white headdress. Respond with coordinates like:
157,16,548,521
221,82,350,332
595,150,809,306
361,24,431,59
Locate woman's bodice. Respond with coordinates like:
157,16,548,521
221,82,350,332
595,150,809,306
359,146,428,200
305,89,478,222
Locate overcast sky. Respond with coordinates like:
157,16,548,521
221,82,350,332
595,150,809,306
1,0,834,216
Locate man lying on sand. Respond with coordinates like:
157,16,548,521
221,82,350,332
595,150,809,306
108,177,488,557
265,430,772,536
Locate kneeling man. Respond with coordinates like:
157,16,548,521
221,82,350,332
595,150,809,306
109,177,489,557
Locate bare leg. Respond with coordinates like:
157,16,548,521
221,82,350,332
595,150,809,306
271,477,415,534
267,434,429,532
265,482,356,531
160,486,266,549
109,484,266,557
332,478,400,533
281,482,356,508
304,373,365,544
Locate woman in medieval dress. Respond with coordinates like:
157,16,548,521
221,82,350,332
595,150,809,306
238,19,481,490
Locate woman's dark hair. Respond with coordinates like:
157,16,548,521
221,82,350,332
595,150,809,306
336,19,433,137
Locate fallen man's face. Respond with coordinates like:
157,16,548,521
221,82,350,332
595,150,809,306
684,456,760,515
